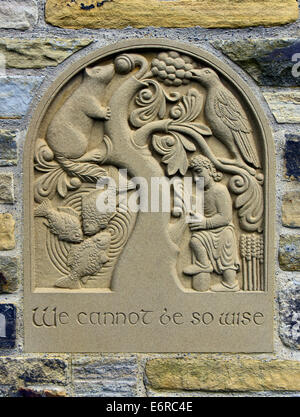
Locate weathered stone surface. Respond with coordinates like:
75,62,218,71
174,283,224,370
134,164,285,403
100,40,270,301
45,0,299,29
72,356,138,396
0,77,43,119
21,358,68,385
279,235,300,271
0,130,18,166
278,280,300,350
0,256,19,293
0,357,68,385
282,192,300,227
0,38,93,69
146,358,300,391
212,39,300,87
0,1,38,30
0,213,15,251
263,90,300,123
0,173,14,204
285,134,300,181
17,387,67,397
0,304,16,349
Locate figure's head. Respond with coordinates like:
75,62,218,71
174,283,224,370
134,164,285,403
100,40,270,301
190,67,219,87
189,155,222,187
85,63,115,84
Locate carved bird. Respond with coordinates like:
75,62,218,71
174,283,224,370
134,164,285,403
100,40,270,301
190,68,260,170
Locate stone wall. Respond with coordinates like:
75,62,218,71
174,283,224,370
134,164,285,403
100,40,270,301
0,0,299,397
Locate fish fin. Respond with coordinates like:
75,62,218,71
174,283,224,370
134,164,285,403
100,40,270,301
57,207,80,217
67,248,76,267
118,180,136,194
34,199,52,217
127,180,137,191
100,253,109,264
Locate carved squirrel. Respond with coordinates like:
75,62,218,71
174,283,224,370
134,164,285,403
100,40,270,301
46,63,115,160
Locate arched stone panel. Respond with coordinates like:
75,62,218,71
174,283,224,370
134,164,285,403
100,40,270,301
24,39,275,353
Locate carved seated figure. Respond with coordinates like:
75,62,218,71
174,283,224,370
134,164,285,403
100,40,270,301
183,155,240,292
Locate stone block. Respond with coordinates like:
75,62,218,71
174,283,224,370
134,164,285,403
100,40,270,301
17,386,67,397
263,90,300,124
146,358,300,391
72,356,138,396
278,280,300,350
0,77,43,119
0,173,14,204
0,304,16,349
284,134,300,181
0,38,93,69
0,130,18,166
279,235,300,271
0,1,38,30
212,38,300,87
45,0,299,30
0,256,19,293
20,358,68,385
0,213,15,251
282,191,300,227
0,356,68,386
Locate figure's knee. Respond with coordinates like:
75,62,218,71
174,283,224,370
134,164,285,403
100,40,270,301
190,237,206,254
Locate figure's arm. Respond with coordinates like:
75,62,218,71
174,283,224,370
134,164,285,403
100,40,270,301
206,187,232,229
189,186,232,231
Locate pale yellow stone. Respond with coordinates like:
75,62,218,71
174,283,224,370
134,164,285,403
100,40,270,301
45,0,299,29
0,38,93,69
263,90,300,123
146,358,300,391
0,213,15,251
282,192,300,227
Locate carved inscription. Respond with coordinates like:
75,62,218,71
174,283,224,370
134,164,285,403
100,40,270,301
32,307,265,328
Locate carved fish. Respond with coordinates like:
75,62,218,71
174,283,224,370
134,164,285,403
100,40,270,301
82,178,136,236
34,199,83,243
55,231,111,289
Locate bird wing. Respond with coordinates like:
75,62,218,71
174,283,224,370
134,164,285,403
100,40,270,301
214,89,260,168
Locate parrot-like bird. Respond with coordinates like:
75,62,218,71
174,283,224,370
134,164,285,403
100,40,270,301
190,67,260,171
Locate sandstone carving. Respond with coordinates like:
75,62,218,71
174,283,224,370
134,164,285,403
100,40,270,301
30,45,267,292
24,40,275,353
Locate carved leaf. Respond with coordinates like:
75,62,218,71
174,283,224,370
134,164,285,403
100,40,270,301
229,172,264,232
130,79,180,128
56,157,107,183
152,133,194,176
170,88,203,123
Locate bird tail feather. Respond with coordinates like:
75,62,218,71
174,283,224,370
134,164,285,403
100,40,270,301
234,130,260,168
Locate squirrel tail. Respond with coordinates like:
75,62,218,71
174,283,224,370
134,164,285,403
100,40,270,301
34,199,52,217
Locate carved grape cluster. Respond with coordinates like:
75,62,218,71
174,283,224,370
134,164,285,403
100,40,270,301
151,51,197,87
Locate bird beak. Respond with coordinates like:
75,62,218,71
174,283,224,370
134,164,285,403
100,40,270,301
190,69,203,79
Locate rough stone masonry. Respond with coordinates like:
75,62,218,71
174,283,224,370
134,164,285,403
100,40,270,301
0,0,299,397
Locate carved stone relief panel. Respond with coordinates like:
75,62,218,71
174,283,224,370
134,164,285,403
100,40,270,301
24,39,275,353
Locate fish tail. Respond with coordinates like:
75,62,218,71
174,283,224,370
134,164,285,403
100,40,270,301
34,199,52,217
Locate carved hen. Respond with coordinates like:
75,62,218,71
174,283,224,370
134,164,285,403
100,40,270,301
191,68,260,170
